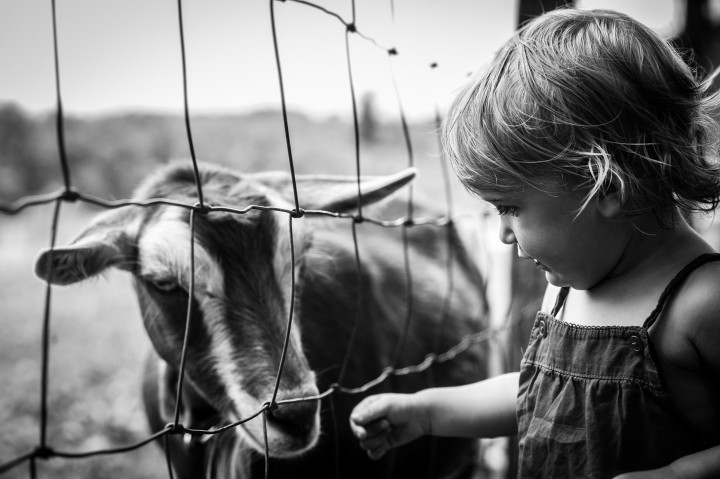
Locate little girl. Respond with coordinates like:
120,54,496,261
350,8,720,478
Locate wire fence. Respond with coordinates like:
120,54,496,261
0,1,526,477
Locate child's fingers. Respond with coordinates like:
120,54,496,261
358,418,392,443
350,393,412,461
350,394,393,428
357,419,394,460
366,442,390,460
350,415,391,441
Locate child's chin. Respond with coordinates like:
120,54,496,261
545,272,569,288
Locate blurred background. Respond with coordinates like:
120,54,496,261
1,0,719,477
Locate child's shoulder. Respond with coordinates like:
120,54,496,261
656,255,720,373
670,257,720,335
656,256,720,435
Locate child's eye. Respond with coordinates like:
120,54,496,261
495,205,519,216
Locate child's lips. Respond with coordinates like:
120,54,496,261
533,259,549,271
517,245,549,271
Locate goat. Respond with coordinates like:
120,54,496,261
34,161,489,478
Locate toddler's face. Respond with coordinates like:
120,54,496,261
478,185,628,290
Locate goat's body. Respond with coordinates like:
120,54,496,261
36,162,489,478
144,198,488,478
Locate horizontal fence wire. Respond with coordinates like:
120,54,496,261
0,0,518,477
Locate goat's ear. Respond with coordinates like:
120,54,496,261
253,168,417,213
34,207,138,285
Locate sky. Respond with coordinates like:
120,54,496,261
0,0,684,120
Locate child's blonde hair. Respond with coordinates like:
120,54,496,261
443,8,720,221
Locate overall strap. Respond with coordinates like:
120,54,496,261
551,286,570,317
643,253,720,329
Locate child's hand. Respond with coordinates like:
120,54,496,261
349,393,429,460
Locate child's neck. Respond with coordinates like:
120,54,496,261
561,212,713,327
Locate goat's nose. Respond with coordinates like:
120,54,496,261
268,399,319,436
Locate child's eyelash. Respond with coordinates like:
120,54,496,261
495,205,519,216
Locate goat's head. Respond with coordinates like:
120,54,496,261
34,162,415,458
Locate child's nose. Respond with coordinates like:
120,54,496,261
499,222,516,245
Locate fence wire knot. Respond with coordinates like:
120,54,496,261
166,422,186,435
291,207,305,218
60,189,80,203
193,202,212,215
263,400,279,413
34,446,54,459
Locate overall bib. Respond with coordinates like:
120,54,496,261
517,253,720,478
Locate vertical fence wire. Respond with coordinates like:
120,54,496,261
335,3,369,418
175,0,205,208
172,208,197,429
168,1,209,471
38,0,70,467
269,0,301,213
38,199,63,455
329,394,341,479
50,0,70,192
434,82,457,356
269,215,299,408
345,29,364,218
384,58,416,389
337,220,363,384
262,412,270,479
163,435,176,479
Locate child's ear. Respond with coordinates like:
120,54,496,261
597,190,623,219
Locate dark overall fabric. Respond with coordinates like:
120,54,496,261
517,253,720,478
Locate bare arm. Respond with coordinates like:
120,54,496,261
613,445,720,479
666,446,720,478
617,263,720,478
349,372,519,459
418,371,519,438
660,265,720,478
638,277,720,479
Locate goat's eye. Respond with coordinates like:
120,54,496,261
147,276,181,293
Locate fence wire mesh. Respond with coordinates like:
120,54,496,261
0,1,530,478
